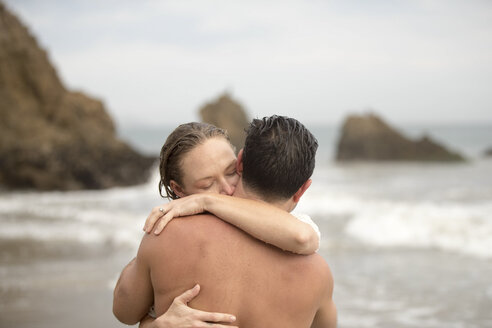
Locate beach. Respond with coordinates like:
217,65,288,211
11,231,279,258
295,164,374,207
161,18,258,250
1,123,492,327
0,254,124,328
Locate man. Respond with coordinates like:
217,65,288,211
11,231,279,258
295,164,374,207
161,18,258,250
113,116,337,327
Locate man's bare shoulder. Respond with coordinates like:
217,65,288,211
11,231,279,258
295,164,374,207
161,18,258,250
140,214,233,251
162,213,235,238
305,253,334,301
140,213,332,283
312,253,334,286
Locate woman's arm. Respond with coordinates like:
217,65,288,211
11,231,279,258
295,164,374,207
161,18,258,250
144,194,319,255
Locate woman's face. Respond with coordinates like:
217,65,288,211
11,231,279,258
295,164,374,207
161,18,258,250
172,137,239,197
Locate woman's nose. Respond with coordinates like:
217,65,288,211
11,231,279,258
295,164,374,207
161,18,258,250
219,179,234,196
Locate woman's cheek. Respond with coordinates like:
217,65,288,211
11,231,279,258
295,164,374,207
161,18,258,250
229,174,240,188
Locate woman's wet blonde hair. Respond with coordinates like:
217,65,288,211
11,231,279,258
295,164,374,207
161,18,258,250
159,122,231,199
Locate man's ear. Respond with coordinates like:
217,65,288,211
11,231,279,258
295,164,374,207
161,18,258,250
236,149,244,175
170,180,186,198
293,179,312,203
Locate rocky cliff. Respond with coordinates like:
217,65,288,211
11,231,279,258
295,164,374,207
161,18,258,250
199,93,250,151
336,114,465,162
0,3,155,190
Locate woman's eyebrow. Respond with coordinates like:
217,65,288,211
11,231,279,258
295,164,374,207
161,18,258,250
226,160,237,170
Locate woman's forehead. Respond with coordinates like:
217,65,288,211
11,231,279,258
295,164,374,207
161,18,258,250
181,138,236,179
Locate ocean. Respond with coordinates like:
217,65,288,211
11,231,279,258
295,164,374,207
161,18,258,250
1,123,491,327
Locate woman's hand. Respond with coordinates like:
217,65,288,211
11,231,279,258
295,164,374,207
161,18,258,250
143,194,208,235
139,284,237,328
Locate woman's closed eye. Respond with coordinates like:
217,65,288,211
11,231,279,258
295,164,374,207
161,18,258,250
199,182,214,190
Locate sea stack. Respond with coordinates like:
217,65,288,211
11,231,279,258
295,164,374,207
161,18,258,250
199,92,250,151
336,113,465,162
0,3,155,190
484,147,492,157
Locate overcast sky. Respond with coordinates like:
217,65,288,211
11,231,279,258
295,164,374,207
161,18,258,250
5,0,492,127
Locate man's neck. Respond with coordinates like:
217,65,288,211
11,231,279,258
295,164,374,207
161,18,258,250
233,178,294,212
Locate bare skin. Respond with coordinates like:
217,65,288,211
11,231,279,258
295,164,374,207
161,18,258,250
169,137,239,197
145,138,319,255
138,214,336,328
114,149,337,327
144,193,319,254
115,137,322,327
138,285,237,328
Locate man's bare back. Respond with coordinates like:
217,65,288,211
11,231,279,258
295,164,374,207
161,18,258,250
138,214,335,328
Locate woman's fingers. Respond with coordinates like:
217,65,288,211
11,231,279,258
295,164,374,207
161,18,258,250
144,196,207,234
193,310,237,324
174,285,237,324
153,211,175,235
194,323,238,328
174,284,201,304
144,206,166,233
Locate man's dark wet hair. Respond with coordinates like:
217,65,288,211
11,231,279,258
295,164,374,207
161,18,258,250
242,115,318,201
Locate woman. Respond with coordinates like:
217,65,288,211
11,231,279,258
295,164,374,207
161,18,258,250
140,122,320,327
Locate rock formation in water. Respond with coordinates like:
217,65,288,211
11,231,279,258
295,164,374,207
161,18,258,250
199,92,250,151
0,3,155,190
484,147,492,157
336,113,465,162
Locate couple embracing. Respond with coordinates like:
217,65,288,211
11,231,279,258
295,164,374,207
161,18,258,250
113,115,337,328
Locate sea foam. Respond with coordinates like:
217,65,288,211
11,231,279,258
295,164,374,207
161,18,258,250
0,173,163,253
299,188,492,259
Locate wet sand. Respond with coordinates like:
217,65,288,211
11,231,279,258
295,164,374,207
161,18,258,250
0,249,134,328
2,231,492,328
